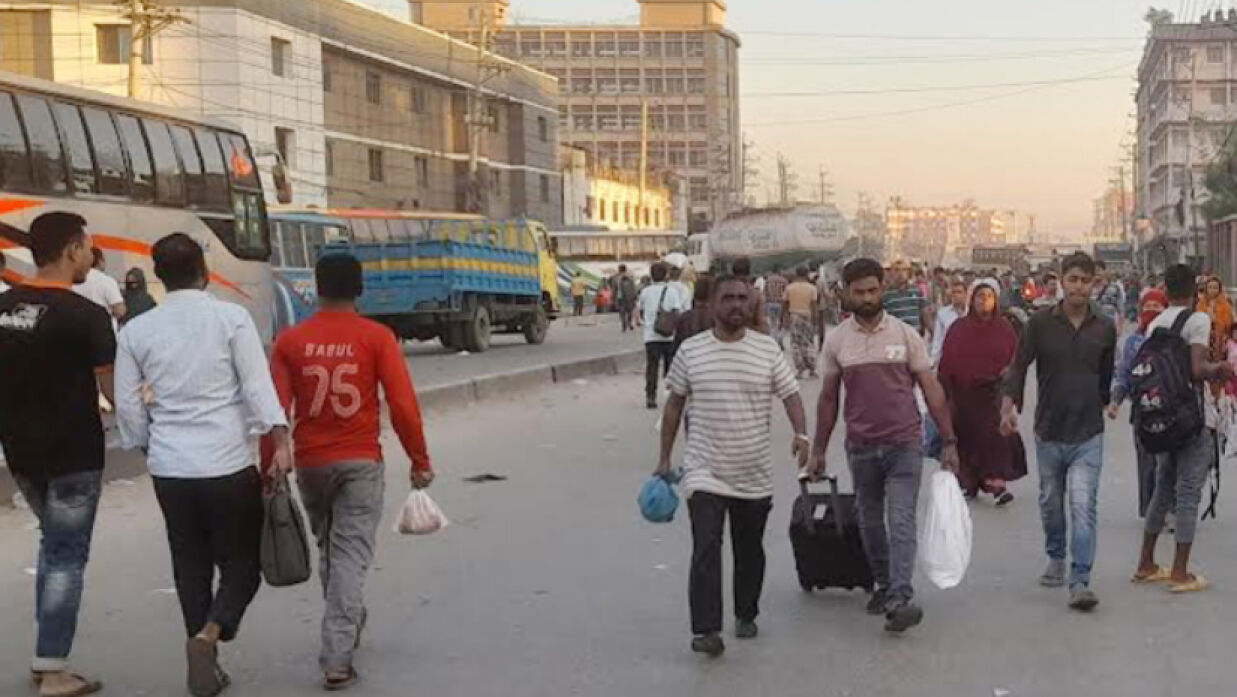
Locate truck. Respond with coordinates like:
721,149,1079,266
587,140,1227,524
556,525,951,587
319,217,561,353
700,204,851,274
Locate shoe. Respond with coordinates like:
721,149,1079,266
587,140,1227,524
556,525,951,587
735,620,758,640
323,666,358,692
1039,559,1067,588
690,633,725,657
865,587,890,616
646,398,657,410
995,491,1015,507
884,602,924,633
186,637,224,697
1068,588,1099,612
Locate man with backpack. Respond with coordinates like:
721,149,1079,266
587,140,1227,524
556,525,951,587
1129,264,1232,593
615,264,638,332
637,262,686,410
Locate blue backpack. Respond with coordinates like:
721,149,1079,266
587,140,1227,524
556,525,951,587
638,475,679,523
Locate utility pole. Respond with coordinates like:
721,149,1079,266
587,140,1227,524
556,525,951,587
1116,164,1130,243
776,154,796,206
638,99,648,215
1185,49,1200,268
116,0,187,99
741,134,759,208
816,165,833,205
465,9,510,215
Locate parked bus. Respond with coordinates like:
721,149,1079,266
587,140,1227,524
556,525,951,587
548,227,688,289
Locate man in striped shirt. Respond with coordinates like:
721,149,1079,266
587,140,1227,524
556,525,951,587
882,259,927,333
656,275,809,658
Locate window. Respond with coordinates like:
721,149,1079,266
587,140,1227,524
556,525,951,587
115,114,153,201
193,128,229,211
621,105,641,131
415,155,429,185
1172,129,1189,148
271,37,290,77
538,116,548,142
546,32,567,57
645,69,664,94
275,127,295,168
1211,86,1227,105
96,25,129,65
644,36,663,58
665,70,685,94
540,174,550,203
570,75,593,94
221,132,260,189
596,69,618,95
599,199,606,221
596,33,616,57
618,33,640,57
142,118,184,205
520,36,543,58
322,60,332,92
170,124,211,209
620,69,641,94
53,103,96,194
366,71,381,105
368,148,383,182
686,69,706,94
487,104,500,133
573,106,594,130
1208,44,1225,63
664,34,684,58
489,169,502,197
0,93,31,191
411,84,426,114
324,141,333,176
686,36,705,58
597,106,619,131
571,36,592,57
687,105,707,130
689,141,707,167
81,107,127,196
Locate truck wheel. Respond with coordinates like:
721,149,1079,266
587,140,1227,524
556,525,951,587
464,305,492,353
523,307,548,345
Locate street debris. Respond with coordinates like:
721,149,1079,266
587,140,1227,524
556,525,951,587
463,473,508,483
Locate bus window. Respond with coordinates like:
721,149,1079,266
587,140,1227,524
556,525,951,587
221,133,260,189
16,95,67,194
349,219,373,242
284,221,308,268
386,219,412,242
52,103,96,195
170,124,205,207
0,92,33,191
370,219,392,243
142,119,185,206
114,114,154,202
80,107,127,197
193,128,230,212
270,221,286,266
305,223,327,260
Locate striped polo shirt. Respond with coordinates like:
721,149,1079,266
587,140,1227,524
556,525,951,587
668,330,799,499
882,284,926,332
822,312,929,449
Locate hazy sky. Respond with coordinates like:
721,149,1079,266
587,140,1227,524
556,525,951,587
363,0,1189,237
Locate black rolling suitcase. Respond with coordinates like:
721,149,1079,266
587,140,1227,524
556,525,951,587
789,475,874,592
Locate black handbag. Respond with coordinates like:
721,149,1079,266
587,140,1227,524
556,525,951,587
260,474,312,587
653,285,680,337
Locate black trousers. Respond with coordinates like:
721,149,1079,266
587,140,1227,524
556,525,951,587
573,296,585,316
645,341,675,400
152,467,264,642
688,492,772,635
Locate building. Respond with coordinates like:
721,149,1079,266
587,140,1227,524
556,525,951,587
1135,8,1237,268
1089,187,1134,245
885,200,1005,266
416,0,741,233
0,0,563,223
560,146,675,230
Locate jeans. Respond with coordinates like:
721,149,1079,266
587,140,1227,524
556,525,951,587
645,341,674,400
297,461,386,672
687,492,772,635
152,467,264,642
847,445,923,604
572,296,584,316
14,470,103,672
1145,429,1212,544
1035,434,1103,589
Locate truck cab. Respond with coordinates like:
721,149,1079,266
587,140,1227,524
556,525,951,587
529,219,562,318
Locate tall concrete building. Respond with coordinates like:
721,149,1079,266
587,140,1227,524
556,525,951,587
417,0,741,232
1135,8,1237,268
885,201,1005,266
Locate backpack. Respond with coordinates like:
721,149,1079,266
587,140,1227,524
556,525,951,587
1130,311,1204,454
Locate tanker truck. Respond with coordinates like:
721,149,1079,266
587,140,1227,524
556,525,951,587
690,204,851,275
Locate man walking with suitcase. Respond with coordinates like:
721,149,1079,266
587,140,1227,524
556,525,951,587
809,258,959,634
655,275,809,657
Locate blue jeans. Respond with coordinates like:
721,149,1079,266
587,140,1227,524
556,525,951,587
847,444,923,604
14,470,103,671
1035,435,1103,590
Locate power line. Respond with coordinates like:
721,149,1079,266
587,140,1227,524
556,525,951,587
739,30,1144,42
743,46,1141,66
744,73,1133,98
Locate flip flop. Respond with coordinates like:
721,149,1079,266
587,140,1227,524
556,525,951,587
1169,574,1210,593
324,666,358,691
1131,566,1172,584
38,673,102,697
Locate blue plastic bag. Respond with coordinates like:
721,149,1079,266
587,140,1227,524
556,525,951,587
638,474,679,523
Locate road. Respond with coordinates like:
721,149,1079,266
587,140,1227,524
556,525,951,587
1,370,1236,696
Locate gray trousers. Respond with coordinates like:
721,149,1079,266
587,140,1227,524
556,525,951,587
847,444,923,604
297,461,386,672
1145,430,1212,544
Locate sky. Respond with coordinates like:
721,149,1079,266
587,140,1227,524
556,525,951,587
363,0,1225,238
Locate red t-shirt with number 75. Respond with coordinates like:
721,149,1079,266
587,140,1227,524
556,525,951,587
270,310,431,472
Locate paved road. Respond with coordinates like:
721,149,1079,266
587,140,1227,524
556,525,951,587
1,372,1236,696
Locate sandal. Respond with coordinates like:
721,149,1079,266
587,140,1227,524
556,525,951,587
1168,574,1210,593
1131,566,1172,584
324,666,359,692
186,637,223,697
38,673,102,697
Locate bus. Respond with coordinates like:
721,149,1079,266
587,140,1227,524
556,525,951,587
548,227,688,289
0,70,278,338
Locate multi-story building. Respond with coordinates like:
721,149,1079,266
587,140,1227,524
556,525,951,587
1135,8,1237,267
1089,187,1134,244
560,146,675,230
0,0,562,223
415,0,741,233
885,201,1004,266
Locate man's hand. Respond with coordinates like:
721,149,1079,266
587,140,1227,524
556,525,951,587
804,450,827,480
999,404,1019,437
792,435,810,470
654,457,672,478
1105,403,1120,420
269,426,294,477
940,443,960,473
411,468,435,490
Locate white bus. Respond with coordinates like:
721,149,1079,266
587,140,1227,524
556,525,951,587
0,70,278,339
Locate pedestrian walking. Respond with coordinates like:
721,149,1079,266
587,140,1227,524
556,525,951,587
929,277,968,367
1196,276,1233,361
784,267,819,378
72,247,126,323
1093,260,1126,332
1002,252,1116,612
615,264,637,332
114,233,293,697
0,212,111,697
1107,288,1169,517
655,275,809,657
668,261,694,311
1032,273,1060,311
570,272,587,317
763,266,788,344
270,254,435,690
1130,265,1232,593
673,275,714,355
938,278,1026,505
636,262,686,409
121,268,157,324
809,258,960,634
882,259,927,333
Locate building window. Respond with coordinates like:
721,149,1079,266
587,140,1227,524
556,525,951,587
1208,44,1225,63
1211,86,1227,105
624,202,631,224
325,141,333,176
571,36,592,57
585,195,594,218
366,71,381,105
487,104,500,133
323,61,332,92
271,37,290,77
411,84,426,114
654,209,661,227
97,25,152,65
538,116,548,142
415,156,429,185
275,127,295,168
540,174,550,203
368,148,384,182
598,198,606,221
489,169,502,197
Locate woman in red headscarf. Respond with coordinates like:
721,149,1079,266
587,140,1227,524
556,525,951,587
938,278,1027,504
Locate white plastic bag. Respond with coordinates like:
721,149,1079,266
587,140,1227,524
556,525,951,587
395,490,449,535
917,471,972,590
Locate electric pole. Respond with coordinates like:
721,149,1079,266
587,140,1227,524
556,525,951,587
776,154,796,207
741,134,759,208
115,0,187,99
465,9,510,215
817,165,833,205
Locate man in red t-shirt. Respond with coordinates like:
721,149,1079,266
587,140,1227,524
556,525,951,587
270,254,433,690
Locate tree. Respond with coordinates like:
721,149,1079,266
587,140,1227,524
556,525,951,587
1202,128,1237,222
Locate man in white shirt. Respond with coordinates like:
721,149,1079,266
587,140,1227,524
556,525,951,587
115,234,292,697
72,248,126,323
636,261,686,410
930,278,969,366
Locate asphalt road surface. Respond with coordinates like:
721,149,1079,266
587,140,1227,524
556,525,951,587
1,370,1235,696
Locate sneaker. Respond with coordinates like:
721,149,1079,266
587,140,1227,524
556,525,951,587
1068,588,1099,612
884,602,924,633
1039,559,1067,588
735,620,758,640
865,587,890,616
690,633,725,657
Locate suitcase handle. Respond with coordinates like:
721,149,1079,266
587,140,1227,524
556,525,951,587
797,474,846,538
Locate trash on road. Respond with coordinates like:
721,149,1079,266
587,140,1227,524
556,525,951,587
463,473,507,483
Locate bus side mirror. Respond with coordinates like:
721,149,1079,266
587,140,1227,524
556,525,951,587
272,161,293,204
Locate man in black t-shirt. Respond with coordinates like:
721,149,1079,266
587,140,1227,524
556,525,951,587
0,211,113,697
